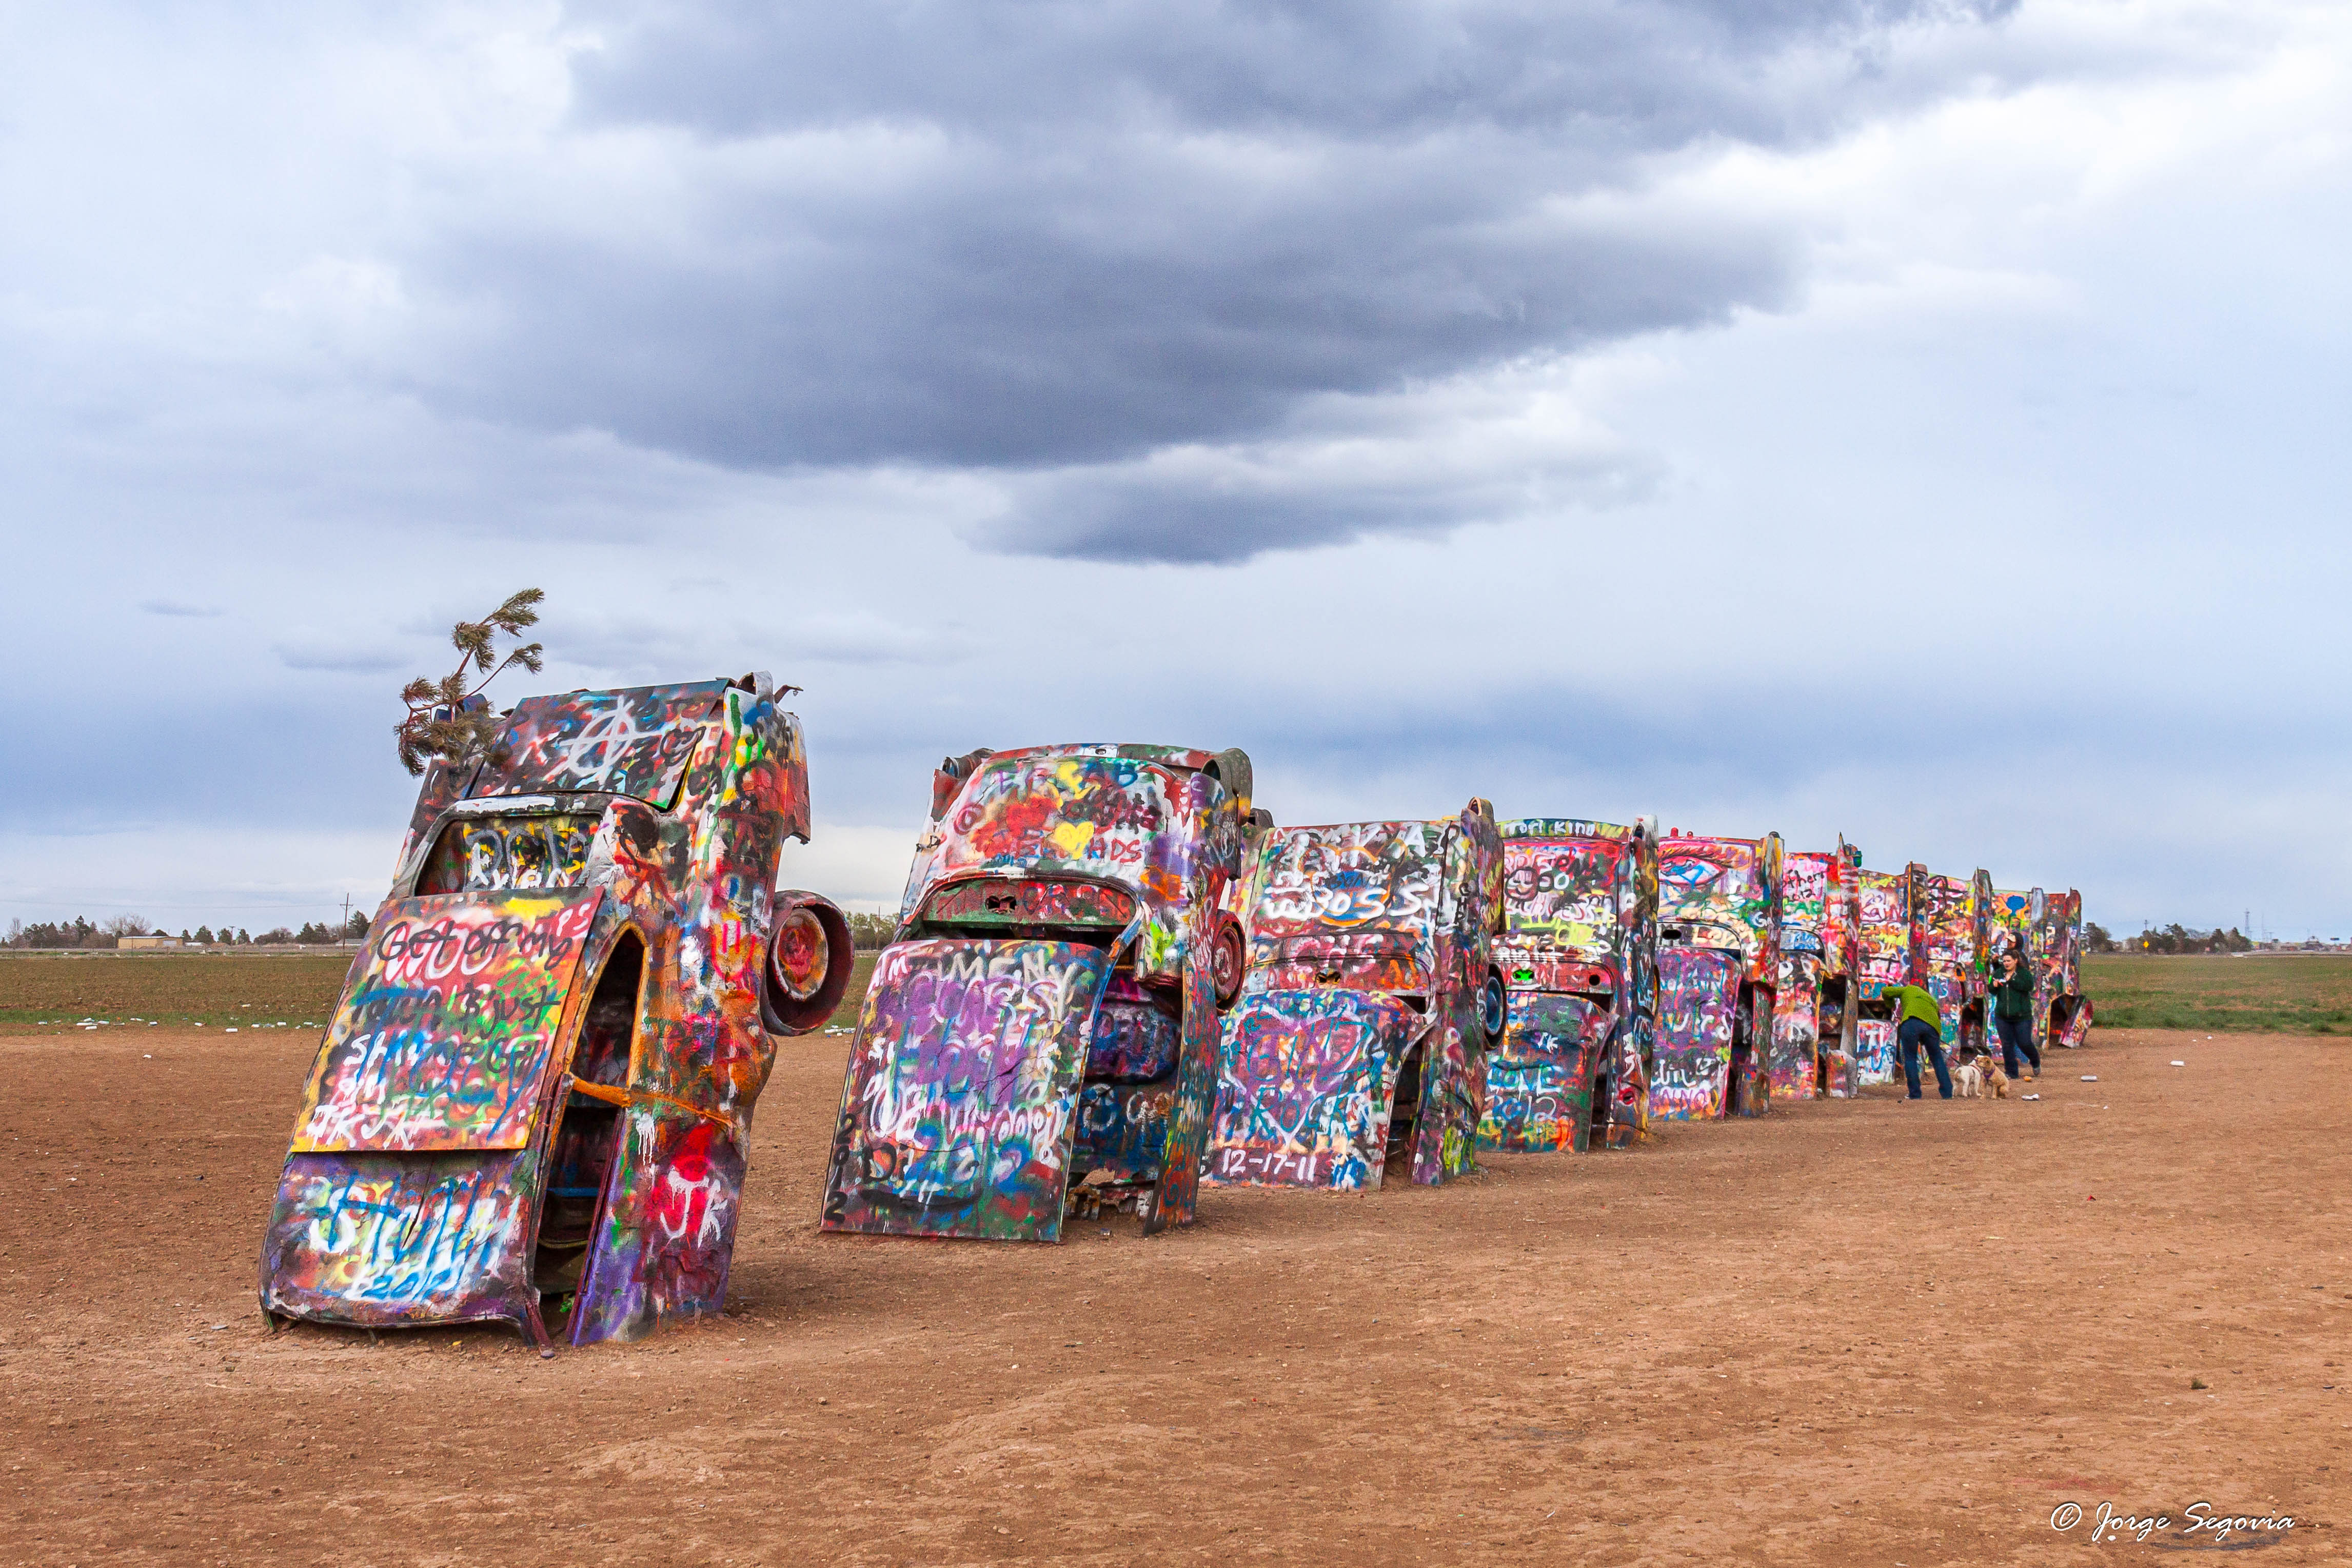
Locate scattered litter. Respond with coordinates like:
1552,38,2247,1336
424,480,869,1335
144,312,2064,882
2086,1195,2097,1202
2171,1060,2186,1067
2081,1075,2098,1082
143,1054,152,1060
225,1027,238,1034
2022,1093,2040,1101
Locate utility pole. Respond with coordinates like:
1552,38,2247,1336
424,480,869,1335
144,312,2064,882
340,892,352,945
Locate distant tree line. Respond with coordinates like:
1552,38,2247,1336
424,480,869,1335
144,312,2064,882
2124,923,2254,955
3,913,370,949
847,912,895,950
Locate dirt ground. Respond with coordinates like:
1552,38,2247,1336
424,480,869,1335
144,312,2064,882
3,1025,2344,1567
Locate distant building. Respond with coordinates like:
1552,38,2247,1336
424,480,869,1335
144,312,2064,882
118,935,184,950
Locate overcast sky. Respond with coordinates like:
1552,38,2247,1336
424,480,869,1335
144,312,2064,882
5,0,2348,938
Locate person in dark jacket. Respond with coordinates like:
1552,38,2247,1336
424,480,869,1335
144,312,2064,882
1991,943,2039,1081
1880,981,1951,1099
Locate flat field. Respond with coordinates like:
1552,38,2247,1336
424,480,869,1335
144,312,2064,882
1,963,2346,1565
2082,953,2352,1034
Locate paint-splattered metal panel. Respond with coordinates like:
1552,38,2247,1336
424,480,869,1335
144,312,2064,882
470,682,725,803
1652,947,1740,1119
1780,853,1831,951
930,751,1205,890
1658,838,1771,954
289,891,601,1152
1855,1019,1898,1085
1769,951,1821,1099
820,939,1110,1241
1853,870,1911,993
1918,875,1977,977
1207,988,1422,1189
1479,991,1609,1153
261,1150,537,1326
1499,839,1625,954
1988,887,2036,962
570,1109,746,1345
1244,820,1445,962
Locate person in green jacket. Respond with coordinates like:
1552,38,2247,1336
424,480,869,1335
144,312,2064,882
1991,942,2039,1081
1881,981,1952,1099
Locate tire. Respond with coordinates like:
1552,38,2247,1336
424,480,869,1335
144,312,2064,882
1209,918,1247,1008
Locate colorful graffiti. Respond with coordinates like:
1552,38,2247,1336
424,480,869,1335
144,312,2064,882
898,746,1240,984
1211,803,1504,1188
1855,1019,1897,1085
834,742,1246,1239
1480,991,1611,1153
265,675,851,1348
2035,889,2094,1049
1488,817,1657,1152
1208,989,1420,1188
1653,830,1780,1120
821,939,1108,1241
290,892,600,1153
1769,950,1820,1099
1652,947,1740,1119
470,683,728,805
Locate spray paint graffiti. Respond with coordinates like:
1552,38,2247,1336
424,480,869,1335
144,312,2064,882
1209,988,1418,1188
289,893,600,1152
1209,803,1505,1188
1653,830,1782,1119
263,674,852,1348
821,940,1110,1241
1485,818,1658,1152
1850,868,1912,1088
1773,841,1861,1100
826,743,1249,1240
2035,889,2095,1049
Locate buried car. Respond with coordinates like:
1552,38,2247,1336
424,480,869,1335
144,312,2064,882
2035,888,2096,1049
260,676,854,1348
1652,829,1785,1119
1916,866,1995,1057
819,744,1252,1241
1772,840,1863,1100
1206,802,1506,1189
1849,865,1914,1086
1479,817,1659,1153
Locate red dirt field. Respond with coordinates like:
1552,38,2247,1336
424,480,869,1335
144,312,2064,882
3,1026,2345,1566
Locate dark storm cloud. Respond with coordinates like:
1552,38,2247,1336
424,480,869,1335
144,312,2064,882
401,1,2020,558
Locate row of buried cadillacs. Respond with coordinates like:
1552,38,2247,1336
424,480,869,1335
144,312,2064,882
256,680,2092,1349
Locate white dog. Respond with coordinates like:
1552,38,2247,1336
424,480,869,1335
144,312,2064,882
1954,1060,1984,1098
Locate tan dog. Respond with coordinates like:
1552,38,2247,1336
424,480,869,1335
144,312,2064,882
1954,1059,1984,1098
1982,1060,2012,1098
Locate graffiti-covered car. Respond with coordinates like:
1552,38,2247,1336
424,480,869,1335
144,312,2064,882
1207,802,1506,1189
819,744,1252,1241
1652,830,1784,1119
261,677,854,1348
2035,888,2095,1049
1916,866,1994,1056
1772,840,1862,1100
1479,817,1658,1153
1849,866,1913,1086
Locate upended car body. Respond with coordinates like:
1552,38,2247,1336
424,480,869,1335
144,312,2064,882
1479,817,1659,1154
1772,840,1863,1100
1915,865,1994,1055
2035,888,2096,1049
1652,829,1784,1119
260,677,853,1347
1850,866,1913,1085
819,744,1251,1241
1206,801,1506,1189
